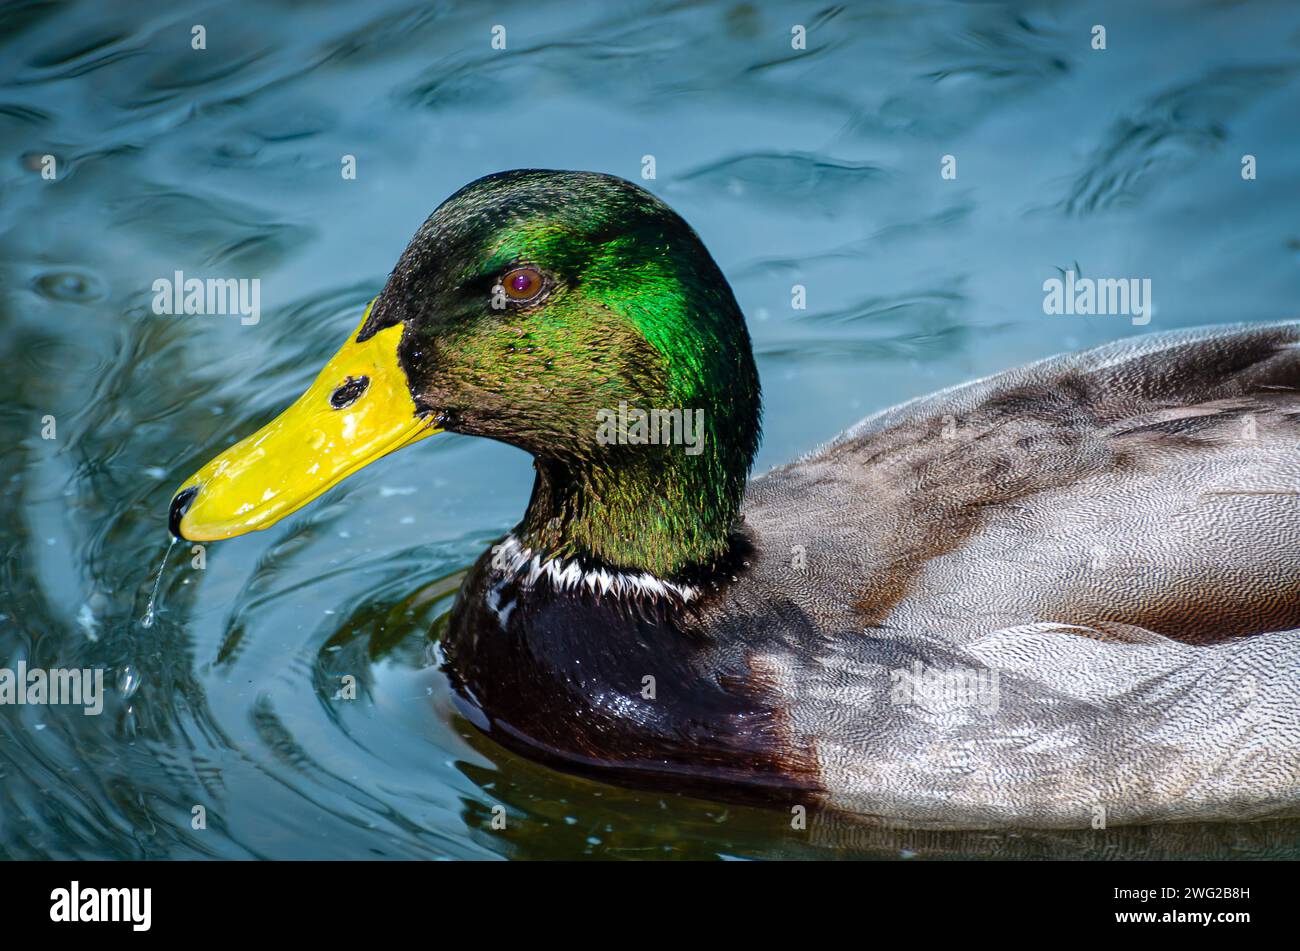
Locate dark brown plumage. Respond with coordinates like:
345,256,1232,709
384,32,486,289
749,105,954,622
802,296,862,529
446,321,1300,828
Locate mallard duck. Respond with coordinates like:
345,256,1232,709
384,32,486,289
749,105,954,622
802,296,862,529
170,169,1300,830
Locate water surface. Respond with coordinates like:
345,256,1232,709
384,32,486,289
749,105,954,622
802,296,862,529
3,0,1300,859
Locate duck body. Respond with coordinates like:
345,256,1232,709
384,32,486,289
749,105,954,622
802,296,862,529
170,169,1300,830
445,321,1300,829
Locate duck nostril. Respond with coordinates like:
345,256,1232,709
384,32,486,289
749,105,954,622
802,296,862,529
169,486,199,539
330,375,370,409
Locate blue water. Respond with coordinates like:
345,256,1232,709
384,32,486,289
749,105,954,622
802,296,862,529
2,0,1300,859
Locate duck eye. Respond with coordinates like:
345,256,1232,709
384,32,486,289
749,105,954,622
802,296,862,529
501,266,544,302
330,375,369,409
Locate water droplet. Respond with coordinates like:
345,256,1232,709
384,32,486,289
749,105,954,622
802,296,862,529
32,269,103,303
76,602,99,641
141,537,178,628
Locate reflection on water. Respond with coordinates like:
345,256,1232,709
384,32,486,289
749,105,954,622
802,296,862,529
2,0,1299,859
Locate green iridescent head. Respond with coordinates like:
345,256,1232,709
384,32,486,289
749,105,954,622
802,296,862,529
172,170,761,578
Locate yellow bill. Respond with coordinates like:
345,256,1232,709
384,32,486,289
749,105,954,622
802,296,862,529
170,300,439,541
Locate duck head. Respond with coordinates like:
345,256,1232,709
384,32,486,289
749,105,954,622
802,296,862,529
171,170,761,577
